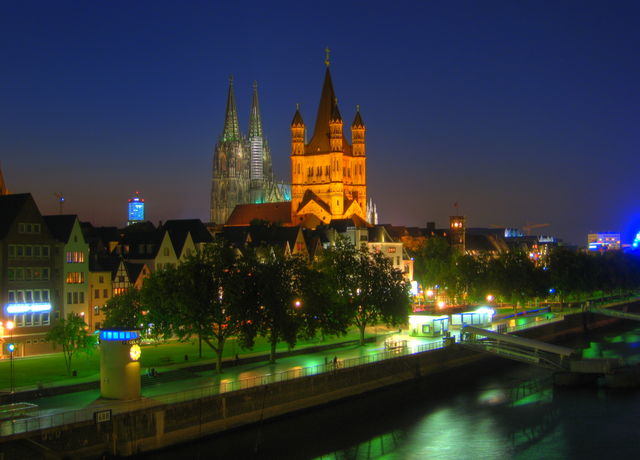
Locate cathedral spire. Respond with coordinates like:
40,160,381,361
222,76,241,142
248,81,263,139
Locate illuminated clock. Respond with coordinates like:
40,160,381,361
129,344,141,361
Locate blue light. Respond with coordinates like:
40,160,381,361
549,288,556,294
8,343,15,353
128,200,145,222
99,330,140,341
5,303,52,314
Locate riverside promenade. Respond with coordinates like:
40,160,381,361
1,328,444,436
0,309,561,439
2,299,634,457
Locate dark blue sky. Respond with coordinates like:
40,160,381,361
2,1,639,245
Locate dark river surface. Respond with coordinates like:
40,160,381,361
143,323,640,460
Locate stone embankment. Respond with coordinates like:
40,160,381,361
1,300,638,458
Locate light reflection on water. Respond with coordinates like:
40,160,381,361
144,324,640,460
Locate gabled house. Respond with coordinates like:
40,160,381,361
161,219,213,262
44,215,89,320
112,259,150,295
87,255,118,332
0,194,59,356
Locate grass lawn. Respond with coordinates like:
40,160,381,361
0,328,380,391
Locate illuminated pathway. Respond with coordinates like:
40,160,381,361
17,331,441,416
1,308,568,436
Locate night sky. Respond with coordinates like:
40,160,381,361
2,1,639,245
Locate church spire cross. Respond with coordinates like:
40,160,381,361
325,47,330,67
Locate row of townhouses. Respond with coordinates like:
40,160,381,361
0,194,414,357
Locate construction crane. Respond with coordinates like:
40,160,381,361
53,192,65,214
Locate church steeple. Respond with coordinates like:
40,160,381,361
290,52,367,226
248,81,263,139
221,76,241,142
0,163,8,195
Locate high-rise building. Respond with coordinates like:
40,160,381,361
210,78,284,224
127,192,145,226
290,55,368,226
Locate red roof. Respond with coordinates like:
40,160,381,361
225,202,292,226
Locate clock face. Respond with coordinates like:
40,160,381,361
129,344,141,361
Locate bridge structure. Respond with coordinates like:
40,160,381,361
459,326,621,374
587,306,640,321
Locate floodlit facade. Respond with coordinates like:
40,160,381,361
290,58,368,226
210,78,285,224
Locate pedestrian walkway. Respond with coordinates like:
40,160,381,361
30,330,437,412
0,308,573,437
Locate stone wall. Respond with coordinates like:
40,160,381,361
3,301,639,458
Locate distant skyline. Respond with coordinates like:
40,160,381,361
2,1,639,245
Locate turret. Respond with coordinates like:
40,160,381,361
291,104,305,156
329,98,343,152
351,106,365,157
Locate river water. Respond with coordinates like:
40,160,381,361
144,323,640,460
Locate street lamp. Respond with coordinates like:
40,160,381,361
6,320,15,394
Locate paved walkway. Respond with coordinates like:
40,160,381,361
1,307,572,436
28,330,440,414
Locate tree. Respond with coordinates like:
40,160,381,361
141,242,256,373
449,254,484,303
102,288,144,330
413,236,454,293
46,313,96,376
299,262,350,340
482,250,538,305
252,249,306,363
323,239,411,345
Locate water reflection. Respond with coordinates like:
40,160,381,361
144,324,640,460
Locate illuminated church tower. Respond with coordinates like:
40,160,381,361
211,77,249,224
290,52,367,226
211,78,283,224
248,82,277,204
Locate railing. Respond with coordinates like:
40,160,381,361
7,298,630,438
1,340,444,437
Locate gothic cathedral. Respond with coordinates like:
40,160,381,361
210,78,282,224
290,57,368,226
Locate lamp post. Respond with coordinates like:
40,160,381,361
7,320,15,395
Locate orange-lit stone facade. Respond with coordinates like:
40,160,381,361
290,67,367,226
